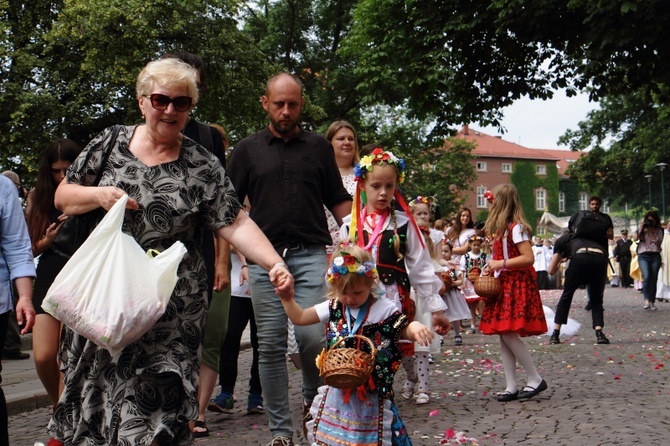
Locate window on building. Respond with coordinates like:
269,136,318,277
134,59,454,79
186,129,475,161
559,192,565,213
476,161,487,172
535,188,546,211
536,164,547,175
537,226,546,237
476,186,487,208
579,192,588,210
502,163,512,173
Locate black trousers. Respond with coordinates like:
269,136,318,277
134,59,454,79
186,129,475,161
218,296,261,396
555,253,608,329
619,257,632,287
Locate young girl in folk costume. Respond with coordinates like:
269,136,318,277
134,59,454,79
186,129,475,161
340,148,450,402
460,235,487,334
438,241,472,346
279,244,435,445
479,184,548,402
402,196,444,403
409,196,443,258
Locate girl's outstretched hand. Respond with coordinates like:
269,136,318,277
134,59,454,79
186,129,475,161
408,321,435,346
431,312,451,336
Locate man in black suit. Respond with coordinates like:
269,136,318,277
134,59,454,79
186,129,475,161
613,229,633,288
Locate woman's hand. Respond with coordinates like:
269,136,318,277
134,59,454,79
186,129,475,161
99,187,139,211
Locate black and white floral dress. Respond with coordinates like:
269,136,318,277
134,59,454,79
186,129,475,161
47,125,241,445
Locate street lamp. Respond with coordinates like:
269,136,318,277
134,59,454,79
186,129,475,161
656,162,668,222
645,174,653,209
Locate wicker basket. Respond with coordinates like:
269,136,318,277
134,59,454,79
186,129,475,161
474,275,501,300
319,335,376,389
467,267,481,283
440,270,453,291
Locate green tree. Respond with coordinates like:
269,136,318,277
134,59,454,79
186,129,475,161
343,0,670,137
1,0,273,182
358,105,477,219
560,86,670,208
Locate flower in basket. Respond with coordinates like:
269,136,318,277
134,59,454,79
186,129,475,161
315,348,326,371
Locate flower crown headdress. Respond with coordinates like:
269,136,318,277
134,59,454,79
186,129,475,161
354,148,406,184
410,195,437,211
483,190,494,203
468,235,485,243
348,148,424,249
326,250,378,283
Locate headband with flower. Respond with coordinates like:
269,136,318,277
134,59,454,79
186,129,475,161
410,195,437,211
354,148,406,184
349,148,424,249
483,190,494,203
326,251,378,283
468,235,485,243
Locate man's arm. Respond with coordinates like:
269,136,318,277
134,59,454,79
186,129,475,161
330,199,353,226
548,252,564,276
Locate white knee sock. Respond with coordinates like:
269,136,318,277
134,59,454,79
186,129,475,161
501,332,542,388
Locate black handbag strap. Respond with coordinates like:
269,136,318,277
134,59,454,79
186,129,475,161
92,124,121,186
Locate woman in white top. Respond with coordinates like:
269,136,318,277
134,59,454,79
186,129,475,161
446,207,476,263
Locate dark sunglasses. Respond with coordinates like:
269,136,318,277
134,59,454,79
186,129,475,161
143,94,193,112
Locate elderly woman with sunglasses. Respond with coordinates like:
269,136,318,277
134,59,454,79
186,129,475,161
47,58,294,446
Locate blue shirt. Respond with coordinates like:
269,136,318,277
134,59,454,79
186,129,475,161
0,175,36,314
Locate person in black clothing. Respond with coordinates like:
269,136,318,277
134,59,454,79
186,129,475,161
227,72,353,446
568,196,613,310
613,229,633,288
548,231,610,345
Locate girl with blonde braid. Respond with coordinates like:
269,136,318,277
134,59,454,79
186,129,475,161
340,148,450,404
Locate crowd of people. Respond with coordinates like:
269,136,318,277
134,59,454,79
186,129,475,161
0,52,666,446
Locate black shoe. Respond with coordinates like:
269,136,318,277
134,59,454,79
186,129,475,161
2,350,30,360
584,301,592,311
549,333,561,344
518,379,548,399
496,390,518,402
596,330,610,344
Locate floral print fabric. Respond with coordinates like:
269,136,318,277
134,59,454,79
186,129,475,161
48,125,241,445
479,226,547,337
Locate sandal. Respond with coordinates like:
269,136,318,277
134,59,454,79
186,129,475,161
454,335,463,346
192,419,209,438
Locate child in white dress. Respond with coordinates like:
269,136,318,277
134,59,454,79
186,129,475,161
439,241,472,345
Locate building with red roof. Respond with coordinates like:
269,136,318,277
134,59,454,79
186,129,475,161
451,125,590,234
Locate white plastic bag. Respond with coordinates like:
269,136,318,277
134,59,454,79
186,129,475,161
43,194,187,357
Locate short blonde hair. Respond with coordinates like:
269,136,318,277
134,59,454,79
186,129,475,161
136,58,199,103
